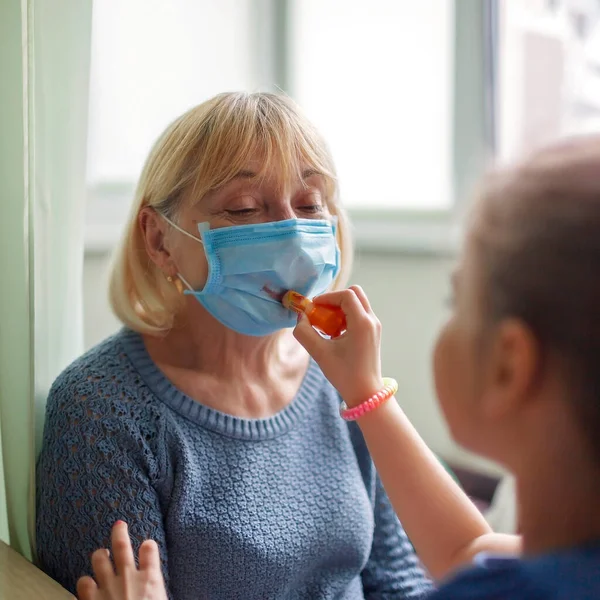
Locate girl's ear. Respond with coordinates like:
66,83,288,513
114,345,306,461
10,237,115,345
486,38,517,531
480,318,542,422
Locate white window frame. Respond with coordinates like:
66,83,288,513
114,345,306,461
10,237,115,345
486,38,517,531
84,0,495,257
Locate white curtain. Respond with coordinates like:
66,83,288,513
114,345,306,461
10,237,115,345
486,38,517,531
0,0,92,560
32,0,91,447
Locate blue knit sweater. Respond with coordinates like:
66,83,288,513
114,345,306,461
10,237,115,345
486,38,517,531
36,329,432,599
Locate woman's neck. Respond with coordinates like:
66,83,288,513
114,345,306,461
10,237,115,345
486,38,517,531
141,305,310,418
145,309,303,379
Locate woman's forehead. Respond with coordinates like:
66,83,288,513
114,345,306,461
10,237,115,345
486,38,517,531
210,161,328,194
183,163,329,209
183,136,337,208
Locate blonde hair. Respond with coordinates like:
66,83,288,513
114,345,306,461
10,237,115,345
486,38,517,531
109,92,352,335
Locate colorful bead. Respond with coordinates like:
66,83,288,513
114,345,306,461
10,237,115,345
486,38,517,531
339,378,399,421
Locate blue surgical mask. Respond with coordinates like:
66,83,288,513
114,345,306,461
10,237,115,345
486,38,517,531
163,217,340,336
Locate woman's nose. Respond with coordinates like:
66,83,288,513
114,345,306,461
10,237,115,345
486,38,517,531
269,203,296,222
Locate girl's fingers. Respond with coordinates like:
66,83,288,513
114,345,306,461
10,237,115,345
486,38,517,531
91,548,114,589
348,285,373,314
312,290,348,307
293,314,328,361
111,521,136,575
76,576,98,600
138,539,161,573
312,290,369,326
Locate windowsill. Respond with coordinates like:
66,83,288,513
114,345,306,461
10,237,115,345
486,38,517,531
350,211,462,256
85,223,123,255
84,181,133,256
85,215,462,257
85,224,461,259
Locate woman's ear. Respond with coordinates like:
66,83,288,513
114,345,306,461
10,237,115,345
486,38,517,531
480,319,541,422
139,207,177,275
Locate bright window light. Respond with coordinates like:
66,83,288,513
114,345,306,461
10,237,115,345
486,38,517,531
497,0,600,161
289,0,455,211
86,0,257,186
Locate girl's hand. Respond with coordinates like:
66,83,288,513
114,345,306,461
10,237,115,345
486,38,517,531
293,285,384,407
77,522,168,600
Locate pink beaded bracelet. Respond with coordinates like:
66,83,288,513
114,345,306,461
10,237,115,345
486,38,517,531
339,378,399,421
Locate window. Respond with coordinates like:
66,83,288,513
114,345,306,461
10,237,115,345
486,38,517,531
288,0,454,211
497,0,600,161
85,1,478,252
85,0,262,250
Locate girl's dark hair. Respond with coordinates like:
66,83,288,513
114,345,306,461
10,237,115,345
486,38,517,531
472,135,600,457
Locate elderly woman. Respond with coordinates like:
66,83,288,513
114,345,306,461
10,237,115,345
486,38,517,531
36,92,432,599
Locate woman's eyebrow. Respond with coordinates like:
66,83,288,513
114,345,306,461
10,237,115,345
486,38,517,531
230,168,322,181
201,174,257,207
302,168,323,179
232,170,256,180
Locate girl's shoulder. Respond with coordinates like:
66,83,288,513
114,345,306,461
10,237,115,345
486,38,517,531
432,545,600,600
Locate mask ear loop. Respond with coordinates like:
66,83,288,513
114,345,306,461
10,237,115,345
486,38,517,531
160,214,205,245
176,274,196,294
159,213,204,293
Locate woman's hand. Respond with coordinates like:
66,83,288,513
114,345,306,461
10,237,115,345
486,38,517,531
293,285,384,407
77,522,168,600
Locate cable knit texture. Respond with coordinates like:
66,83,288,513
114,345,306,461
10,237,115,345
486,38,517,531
36,329,433,599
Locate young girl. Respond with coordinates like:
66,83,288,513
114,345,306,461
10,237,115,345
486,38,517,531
77,135,600,599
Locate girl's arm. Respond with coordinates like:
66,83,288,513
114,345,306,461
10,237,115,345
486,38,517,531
355,398,520,579
293,285,521,580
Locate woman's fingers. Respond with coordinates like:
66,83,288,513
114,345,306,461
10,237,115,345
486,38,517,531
111,521,136,575
76,575,98,600
91,548,114,589
138,539,161,573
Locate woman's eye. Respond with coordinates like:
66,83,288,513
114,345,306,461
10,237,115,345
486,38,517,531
298,205,324,214
226,208,258,216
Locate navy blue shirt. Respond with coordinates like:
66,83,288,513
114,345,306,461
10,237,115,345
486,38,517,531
431,545,600,599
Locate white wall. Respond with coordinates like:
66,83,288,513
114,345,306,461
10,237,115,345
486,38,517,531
83,249,503,477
